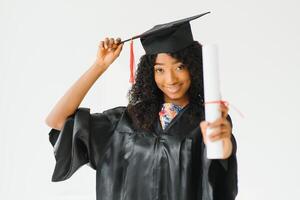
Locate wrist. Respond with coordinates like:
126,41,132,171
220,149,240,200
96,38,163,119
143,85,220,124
90,62,108,77
93,59,108,68
92,60,109,70
223,138,233,159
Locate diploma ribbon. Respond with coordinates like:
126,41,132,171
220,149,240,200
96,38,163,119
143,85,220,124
204,100,244,118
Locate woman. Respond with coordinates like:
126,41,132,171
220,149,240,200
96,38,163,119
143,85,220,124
46,14,238,200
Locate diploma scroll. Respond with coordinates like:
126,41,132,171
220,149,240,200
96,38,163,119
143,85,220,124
202,44,224,159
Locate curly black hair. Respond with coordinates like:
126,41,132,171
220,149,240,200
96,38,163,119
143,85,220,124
127,41,204,131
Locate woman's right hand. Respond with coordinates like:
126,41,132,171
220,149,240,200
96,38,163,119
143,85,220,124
94,37,124,70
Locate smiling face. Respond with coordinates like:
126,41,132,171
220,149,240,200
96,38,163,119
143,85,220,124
154,53,191,107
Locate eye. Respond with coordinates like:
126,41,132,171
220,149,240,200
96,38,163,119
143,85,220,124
154,67,164,73
176,64,186,71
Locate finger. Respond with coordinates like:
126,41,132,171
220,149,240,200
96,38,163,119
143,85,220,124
212,125,231,136
104,38,109,49
220,105,228,118
98,41,104,50
210,126,222,133
211,132,231,141
199,121,209,144
219,103,228,111
112,43,119,49
113,38,121,49
112,39,118,48
114,43,124,56
210,130,231,142
210,134,224,142
209,126,230,138
221,118,232,132
207,127,221,137
208,117,224,128
108,38,114,48
115,37,121,44
210,116,232,128
219,104,229,118
200,121,209,134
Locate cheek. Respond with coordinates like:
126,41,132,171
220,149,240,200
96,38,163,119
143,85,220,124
183,74,192,90
182,72,191,84
186,80,191,89
154,74,163,86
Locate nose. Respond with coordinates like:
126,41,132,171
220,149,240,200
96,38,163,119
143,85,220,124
164,70,178,85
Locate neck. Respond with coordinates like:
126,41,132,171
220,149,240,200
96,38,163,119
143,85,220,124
163,98,189,108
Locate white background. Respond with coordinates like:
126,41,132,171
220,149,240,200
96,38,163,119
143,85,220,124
1,0,299,199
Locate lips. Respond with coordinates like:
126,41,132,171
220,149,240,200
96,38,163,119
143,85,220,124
165,84,181,93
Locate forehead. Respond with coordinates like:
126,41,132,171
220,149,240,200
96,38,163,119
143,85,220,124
155,53,181,65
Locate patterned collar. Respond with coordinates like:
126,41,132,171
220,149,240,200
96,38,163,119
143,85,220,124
159,103,184,130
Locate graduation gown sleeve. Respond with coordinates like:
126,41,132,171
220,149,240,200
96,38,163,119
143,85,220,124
48,107,124,182
201,114,238,200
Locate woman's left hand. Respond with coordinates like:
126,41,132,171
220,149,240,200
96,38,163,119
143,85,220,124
199,103,233,159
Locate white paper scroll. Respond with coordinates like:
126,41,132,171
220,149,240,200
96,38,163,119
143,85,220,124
202,44,224,159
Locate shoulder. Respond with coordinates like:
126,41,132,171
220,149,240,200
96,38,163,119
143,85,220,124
100,106,128,126
103,106,127,118
87,106,128,132
102,106,136,133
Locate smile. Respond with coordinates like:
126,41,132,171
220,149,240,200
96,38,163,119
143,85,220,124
165,85,181,93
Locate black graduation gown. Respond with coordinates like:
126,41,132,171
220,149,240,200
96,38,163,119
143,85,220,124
48,103,238,200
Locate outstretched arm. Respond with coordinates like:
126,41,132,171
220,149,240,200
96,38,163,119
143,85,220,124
45,37,123,130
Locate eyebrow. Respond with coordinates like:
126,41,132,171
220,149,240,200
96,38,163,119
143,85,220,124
154,61,181,65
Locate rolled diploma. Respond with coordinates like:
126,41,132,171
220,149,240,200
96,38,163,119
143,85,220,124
202,44,224,159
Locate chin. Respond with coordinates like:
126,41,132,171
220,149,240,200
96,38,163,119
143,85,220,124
166,94,183,100
164,92,187,102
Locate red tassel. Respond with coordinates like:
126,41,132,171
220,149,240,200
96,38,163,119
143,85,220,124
129,39,135,84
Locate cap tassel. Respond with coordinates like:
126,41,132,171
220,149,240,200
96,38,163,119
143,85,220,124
129,39,136,84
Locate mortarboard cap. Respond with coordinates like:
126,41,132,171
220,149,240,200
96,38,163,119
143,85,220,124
120,12,211,83
121,11,210,54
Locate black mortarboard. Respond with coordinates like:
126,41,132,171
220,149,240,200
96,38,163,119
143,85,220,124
121,11,210,54
120,12,210,83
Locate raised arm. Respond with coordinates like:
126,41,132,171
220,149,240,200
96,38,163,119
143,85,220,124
45,37,123,130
